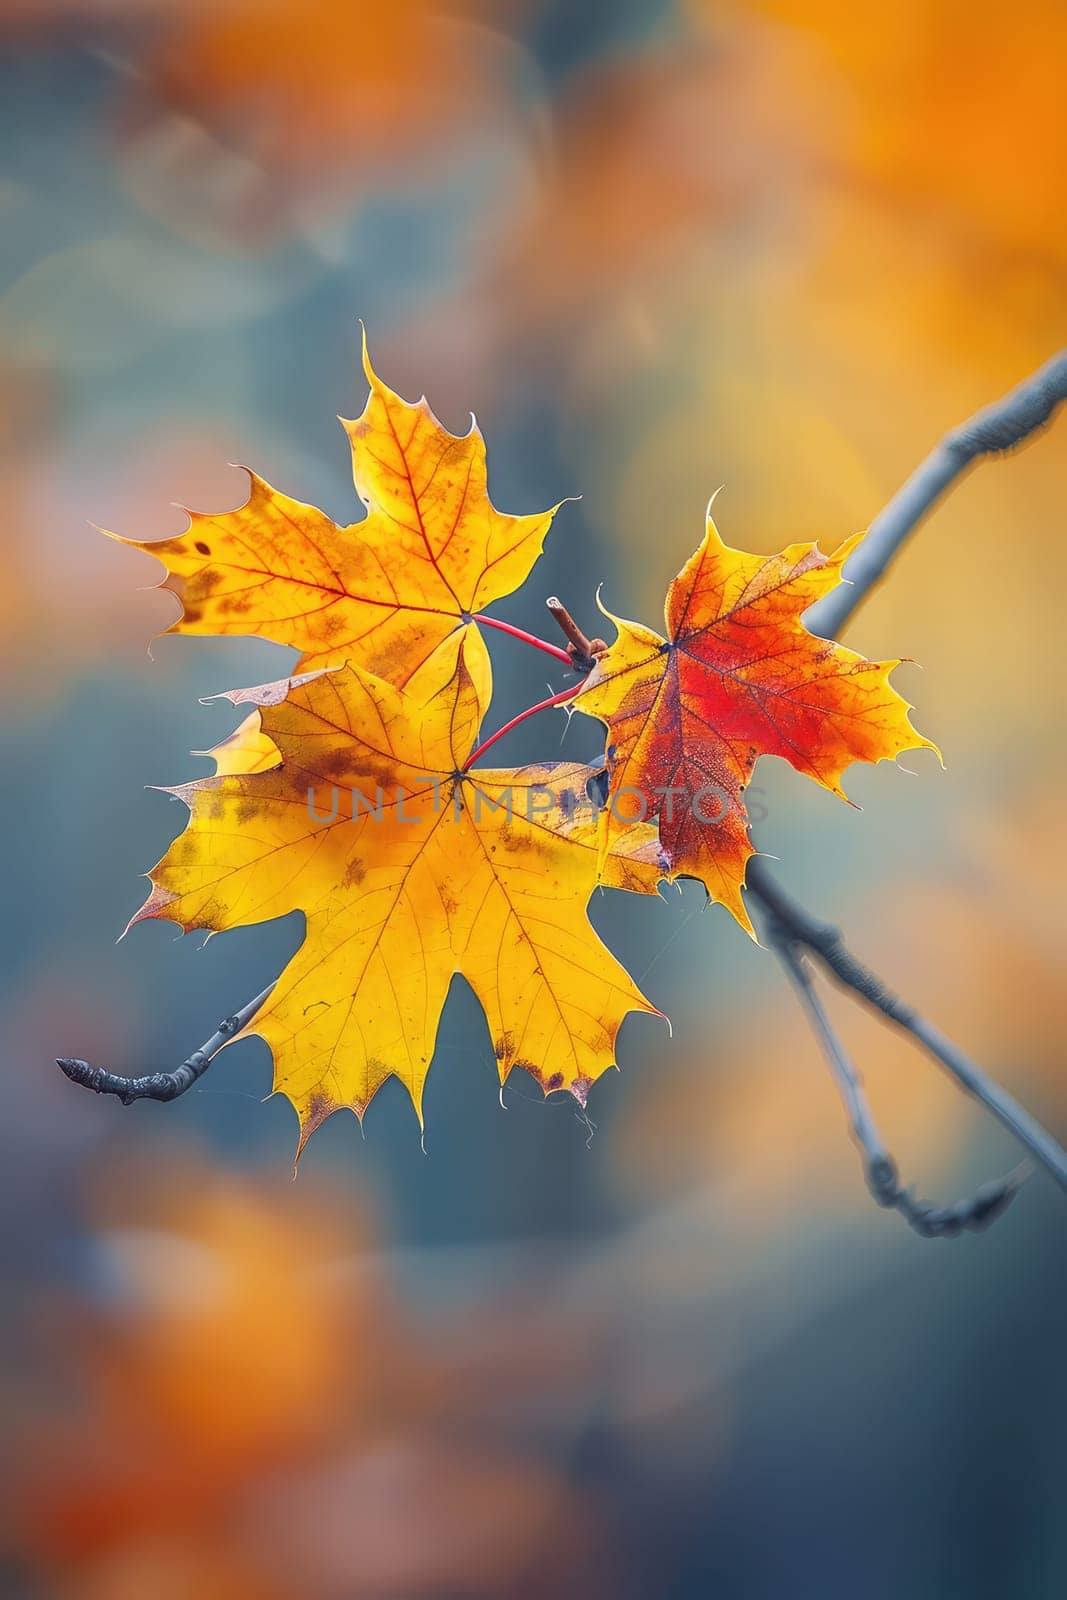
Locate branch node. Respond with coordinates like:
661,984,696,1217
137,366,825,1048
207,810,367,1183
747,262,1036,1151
867,1153,899,1208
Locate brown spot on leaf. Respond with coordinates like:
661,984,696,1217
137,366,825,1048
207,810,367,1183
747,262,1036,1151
296,1092,337,1160
366,1057,391,1087
314,748,359,781
306,1091,333,1125
570,1074,593,1108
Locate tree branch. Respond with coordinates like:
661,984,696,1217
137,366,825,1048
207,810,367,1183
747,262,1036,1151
748,351,1067,1217
762,907,1032,1235
748,861,1067,1193
806,350,1067,640
56,983,275,1105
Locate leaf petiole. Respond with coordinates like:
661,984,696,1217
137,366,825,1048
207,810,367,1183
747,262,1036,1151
465,684,584,769
473,612,573,666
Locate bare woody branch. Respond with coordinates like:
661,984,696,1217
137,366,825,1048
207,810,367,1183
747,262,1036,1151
806,350,1067,640
56,984,275,1105
762,906,1032,1235
749,351,1067,1215
748,860,1067,1195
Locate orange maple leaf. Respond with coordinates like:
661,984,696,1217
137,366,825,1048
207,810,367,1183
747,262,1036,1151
577,509,938,933
131,645,662,1145
106,331,562,712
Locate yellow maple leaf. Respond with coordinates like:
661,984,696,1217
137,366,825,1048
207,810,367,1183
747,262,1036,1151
577,510,938,933
106,330,563,713
131,646,663,1146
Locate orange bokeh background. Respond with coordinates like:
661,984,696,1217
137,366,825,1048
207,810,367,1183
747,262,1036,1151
1,4,1064,1595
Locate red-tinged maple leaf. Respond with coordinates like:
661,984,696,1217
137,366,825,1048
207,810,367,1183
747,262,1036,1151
576,509,939,933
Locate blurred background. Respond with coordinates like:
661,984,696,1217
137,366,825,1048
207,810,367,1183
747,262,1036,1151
2,2,1065,1595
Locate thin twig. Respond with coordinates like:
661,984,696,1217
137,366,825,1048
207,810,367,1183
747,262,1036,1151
748,352,1067,1211
546,596,605,675
762,910,1032,1236
56,984,275,1105
749,861,1067,1193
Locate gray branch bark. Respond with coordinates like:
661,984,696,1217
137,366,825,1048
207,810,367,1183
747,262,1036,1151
806,351,1067,639
56,984,274,1104
762,902,1032,1236
748,352,1067,1219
